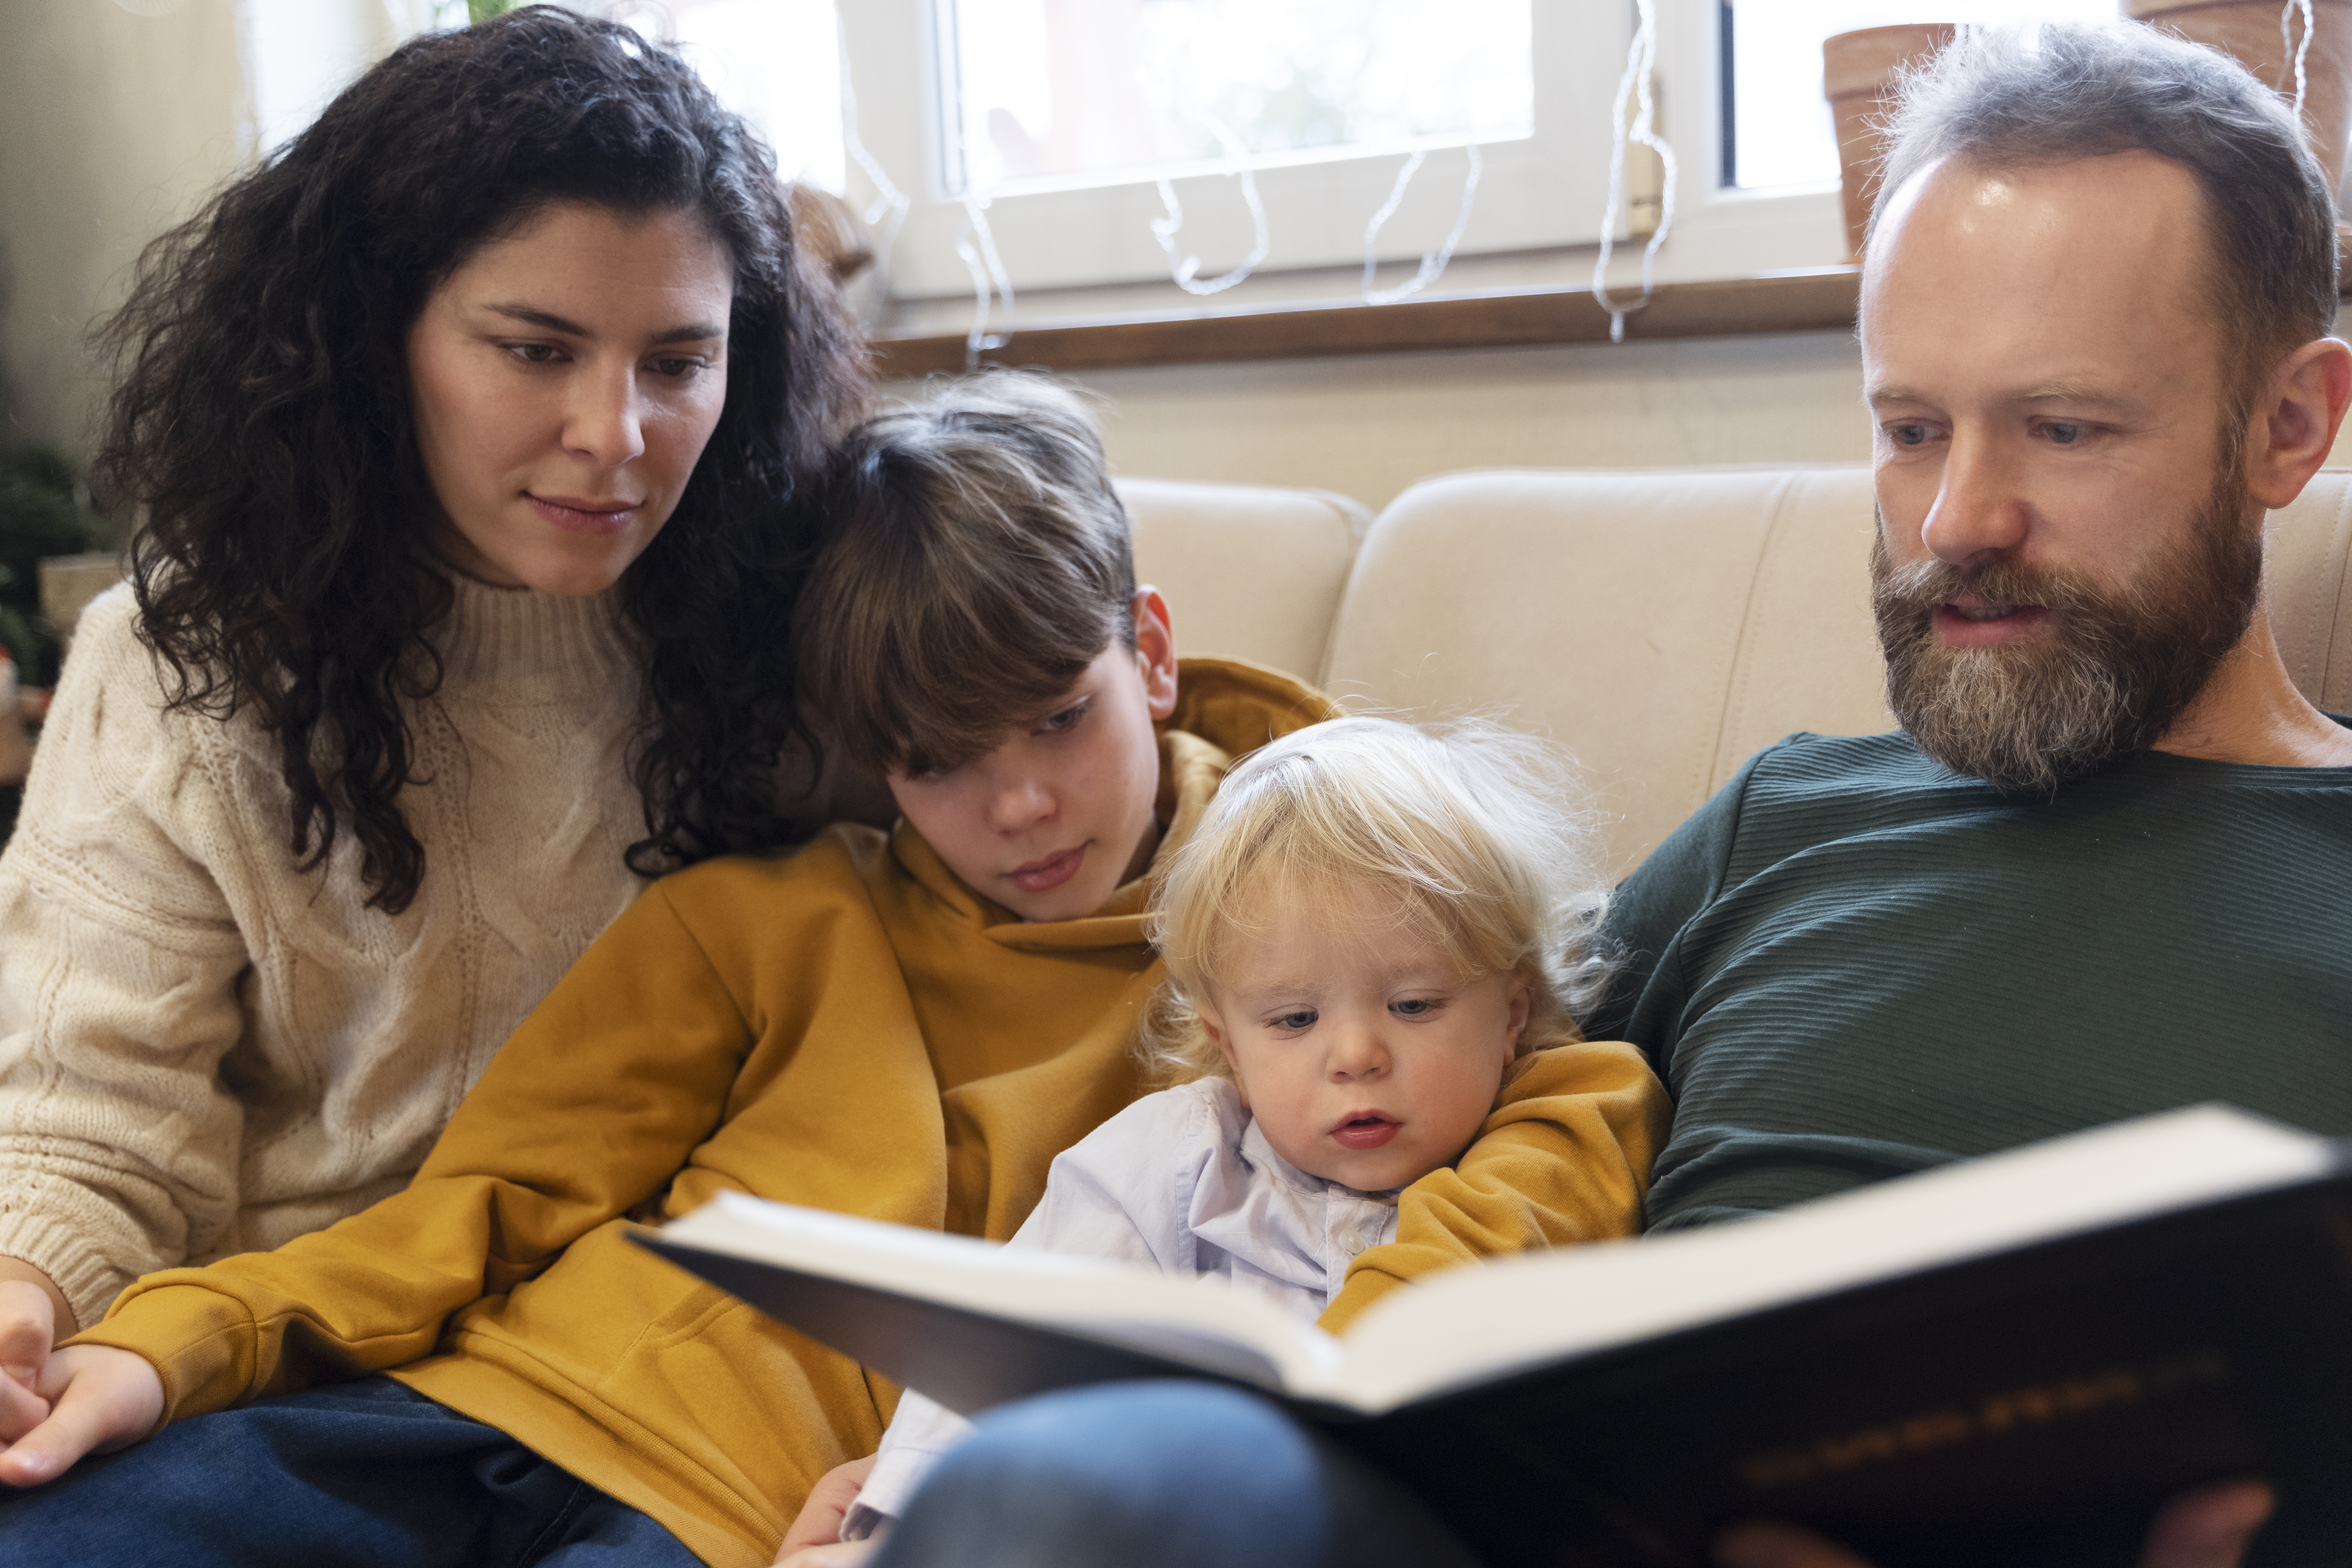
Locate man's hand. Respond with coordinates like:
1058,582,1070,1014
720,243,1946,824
774,1454,880,1565
1713,1480,2277,1568
0,1344,165,1488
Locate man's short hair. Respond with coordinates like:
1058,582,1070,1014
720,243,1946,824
1875,23,2339,405
795,374,1139,778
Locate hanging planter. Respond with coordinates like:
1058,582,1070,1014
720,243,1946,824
1823,24,1958,261
2126,0,2352,201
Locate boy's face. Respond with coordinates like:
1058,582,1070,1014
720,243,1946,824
1197,881,1528,1193
888,588,1180,922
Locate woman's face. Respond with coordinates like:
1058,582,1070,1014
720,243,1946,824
406,201,735,596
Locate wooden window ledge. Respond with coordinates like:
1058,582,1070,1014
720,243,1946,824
871,243,2352,376
869,266,1866,377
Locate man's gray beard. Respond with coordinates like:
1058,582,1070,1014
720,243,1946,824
1869,477,2262,795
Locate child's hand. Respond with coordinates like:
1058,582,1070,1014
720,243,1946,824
775,1453,879,1563
775,1541,878,1568
0,1344,165,1487
0,1278,58,1436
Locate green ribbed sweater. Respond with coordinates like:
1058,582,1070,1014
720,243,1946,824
1586,730,2352,1234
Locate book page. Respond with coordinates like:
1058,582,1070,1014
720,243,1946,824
660,1192,1346,1392
1330,1104,2335,1414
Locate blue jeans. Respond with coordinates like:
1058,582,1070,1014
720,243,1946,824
871,1381,1486,1568
0,1375,699,1568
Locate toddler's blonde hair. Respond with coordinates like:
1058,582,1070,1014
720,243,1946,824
1140,716,1609,1085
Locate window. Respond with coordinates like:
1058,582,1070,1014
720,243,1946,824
245,2,847,194
846,0,1643,302
238,0,408,157
254,0,1972,326
941,0,1533,198
1722,0,2116,191
607,0,849,191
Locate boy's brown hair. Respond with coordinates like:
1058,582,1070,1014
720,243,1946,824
795,374,1138,777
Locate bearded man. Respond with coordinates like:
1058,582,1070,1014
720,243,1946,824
775,22,2344,1568
1602,18,2352,1267
1582,20,2352,1567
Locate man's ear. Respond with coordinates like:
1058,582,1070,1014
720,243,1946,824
2247,336,2352,511
1131,586,1179,721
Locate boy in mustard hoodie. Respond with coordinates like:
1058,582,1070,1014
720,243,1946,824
0,378,1666,1568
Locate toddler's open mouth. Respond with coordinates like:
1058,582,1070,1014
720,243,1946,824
1330,1112,1401,1151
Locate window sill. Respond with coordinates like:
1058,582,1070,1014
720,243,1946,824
869,265,1866,377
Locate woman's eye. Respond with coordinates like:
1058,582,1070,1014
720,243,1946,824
505,342,562,365
651,356,705,378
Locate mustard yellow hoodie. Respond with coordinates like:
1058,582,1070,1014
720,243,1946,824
74,657,1666,1568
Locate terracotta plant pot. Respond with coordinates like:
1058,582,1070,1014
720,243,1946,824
1823,24,1958,261
2127,0,2352,201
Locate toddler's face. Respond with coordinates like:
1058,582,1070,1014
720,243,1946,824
1198,883,1528,1192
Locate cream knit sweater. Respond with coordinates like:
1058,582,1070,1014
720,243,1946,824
0,576,652,1327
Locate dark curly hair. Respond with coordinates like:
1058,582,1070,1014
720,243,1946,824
93,5,870,914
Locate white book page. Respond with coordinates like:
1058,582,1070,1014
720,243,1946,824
660,1192,1346,1392
1329,1105,2333,1414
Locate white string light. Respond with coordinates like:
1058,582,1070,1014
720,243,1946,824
2280,0,2317,116
1362,145,1483,305
1592,0,1679,344
836,18,911,305
954,193,1014,368
1151,175,1271,296
1149,109,1272,296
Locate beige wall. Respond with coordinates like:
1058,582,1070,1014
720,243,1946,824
1057,330,1875,512
885,331,1873,515
0,0,247,459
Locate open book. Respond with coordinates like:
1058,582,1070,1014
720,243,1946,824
634,1106,2352,1567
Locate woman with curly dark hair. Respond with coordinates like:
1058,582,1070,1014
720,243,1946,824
0,5,866,1390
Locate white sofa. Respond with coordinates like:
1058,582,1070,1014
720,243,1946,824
1125,466,2352,881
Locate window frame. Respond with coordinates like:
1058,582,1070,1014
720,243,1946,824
838,0,1857,312
844,0,1690,303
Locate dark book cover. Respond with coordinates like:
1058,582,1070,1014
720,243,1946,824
636,1113,2352,1567
1330,1175,2352,1566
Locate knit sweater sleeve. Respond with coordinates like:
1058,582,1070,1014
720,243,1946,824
64,866,773,1423
1316,1040,1670,1334
0,590,254,1326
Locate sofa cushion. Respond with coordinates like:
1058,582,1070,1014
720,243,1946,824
1121,478,1370,685
2265,469,2352,712
1323,467,1891,880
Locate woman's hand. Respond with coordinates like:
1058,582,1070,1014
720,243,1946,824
0,1344,165,1488
1713,1479,2276,1568
774,1454,880,1565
